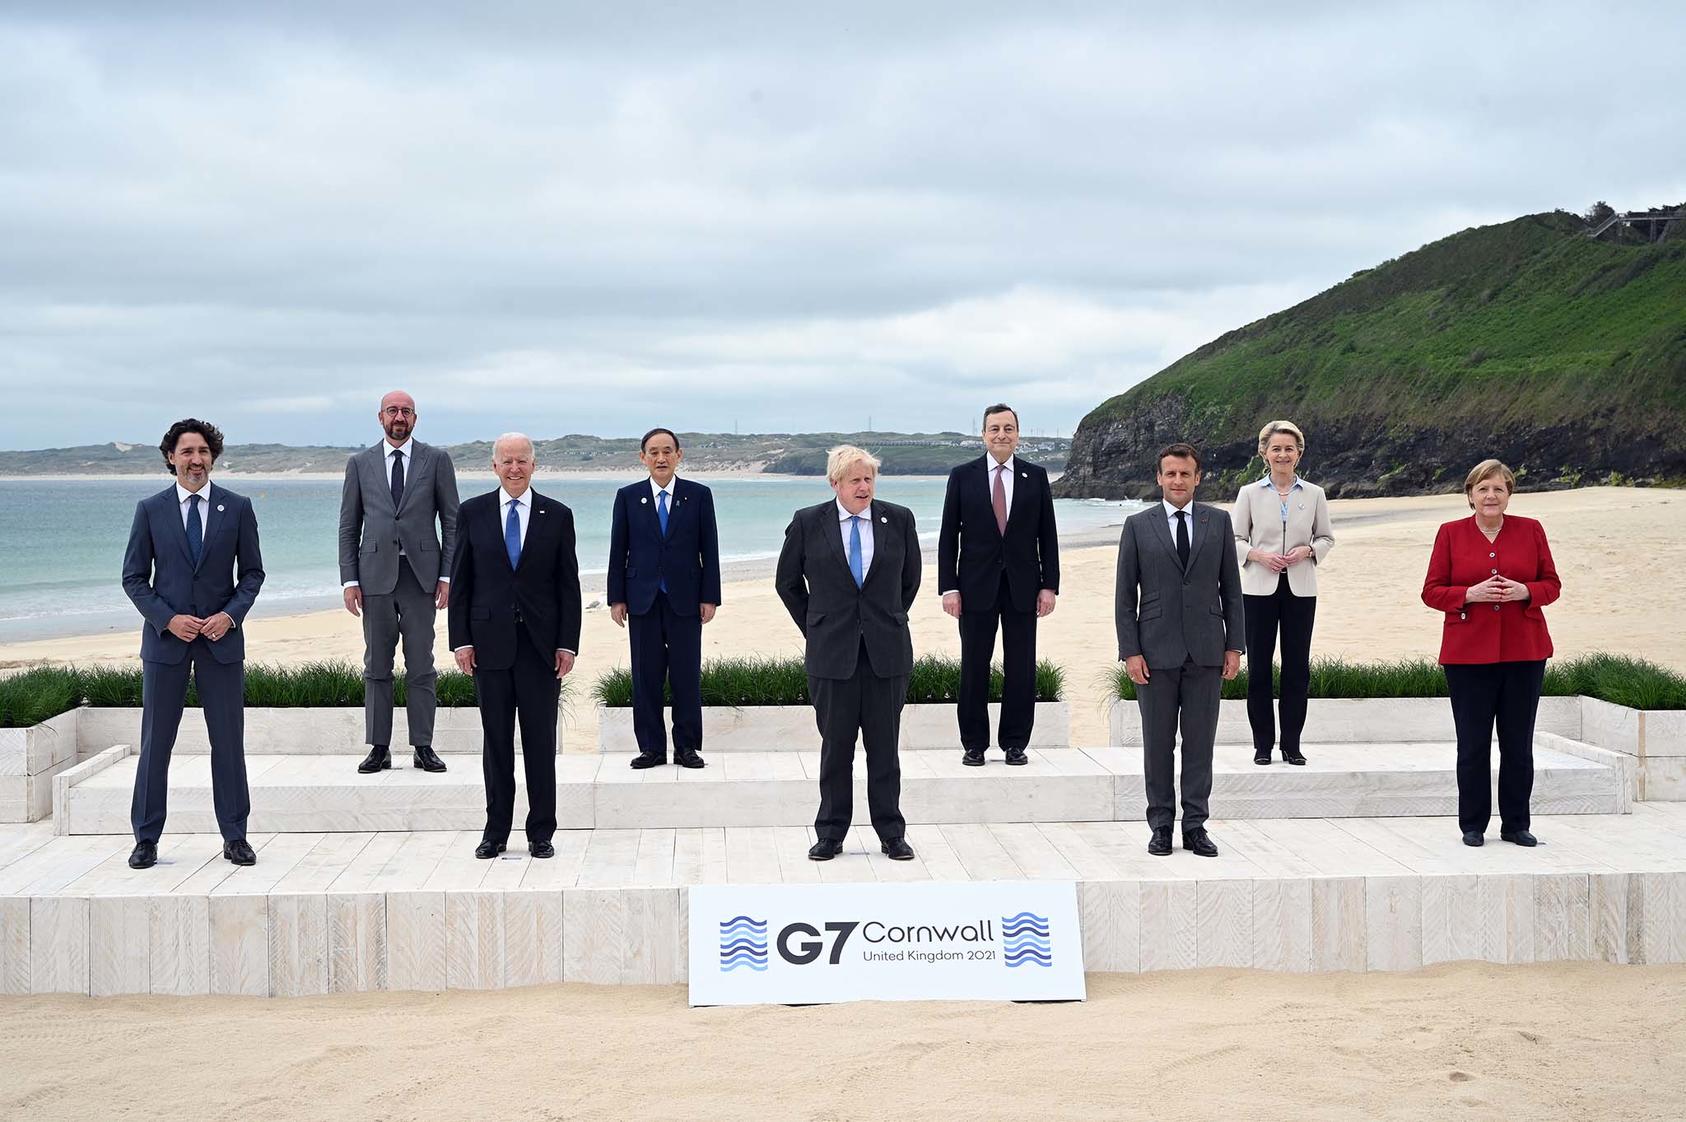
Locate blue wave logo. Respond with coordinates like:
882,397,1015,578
1001,911,1052,968
719,915,768,973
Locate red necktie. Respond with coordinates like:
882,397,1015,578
992,465,1008,535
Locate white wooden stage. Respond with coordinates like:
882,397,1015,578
3,805,1684,997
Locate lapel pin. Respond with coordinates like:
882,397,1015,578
641,496,648,504
880,515,888,524
216,504,225,512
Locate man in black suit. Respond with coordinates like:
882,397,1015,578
121,419,265,870
448,433,582,859
937,403,1060,766
1115,443,1245,858
775,445,921,862
607,427,722,770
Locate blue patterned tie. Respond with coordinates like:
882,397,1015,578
657,489,669,536
505,499,522,569
848,515,864,588
186,494,204,568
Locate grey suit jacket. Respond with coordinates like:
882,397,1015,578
337,440,461,594
1115,502,1245,669
775,500,921,680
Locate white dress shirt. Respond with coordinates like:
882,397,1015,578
176,482,212,535
648,476,676,510
500,487,532,547
1163,498,1196,547
836,500,875,577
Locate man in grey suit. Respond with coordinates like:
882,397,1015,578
1115,442,1244,858
339,390,461,774
122,419,264,869
775,445,921,862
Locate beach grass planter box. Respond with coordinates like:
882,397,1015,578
0,710,79,822
1105,695,1583,748
1580,698,1686,801
73,706,497,758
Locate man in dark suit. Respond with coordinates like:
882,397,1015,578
937,403,1060,766
1115,442,1245,858
775,445,922,862
448,433,581,860
608,427,722,770
121,419,265,870
338,390,460,775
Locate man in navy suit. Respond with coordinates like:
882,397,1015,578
607,427,722,770
121,419,265,870
449,433,582,859
937,404,1060,766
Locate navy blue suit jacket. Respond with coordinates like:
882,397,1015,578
447,489,582,670
606,477,722,616
122,482,265,665
936,455,1060,612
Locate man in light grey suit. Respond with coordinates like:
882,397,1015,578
339,390,461,774
1115,442,1245,858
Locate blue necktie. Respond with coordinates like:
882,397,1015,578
186,494,204,568
848,515,864,588
657,489,670,594
505,499,522,569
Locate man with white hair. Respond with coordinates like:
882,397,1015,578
448,433,581,860
775,445,922,862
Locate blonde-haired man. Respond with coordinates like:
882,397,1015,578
775,445,922,861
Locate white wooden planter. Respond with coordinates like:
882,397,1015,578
597,701,1071,753
74,706,498,758
0,710,79,822
1105,695,1583,748
1580,697,1686,800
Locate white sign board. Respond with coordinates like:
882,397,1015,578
688,881,1086,1007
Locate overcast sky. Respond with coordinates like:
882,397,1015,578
1,1,1681,449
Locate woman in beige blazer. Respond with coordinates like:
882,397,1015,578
1232,420,1335,765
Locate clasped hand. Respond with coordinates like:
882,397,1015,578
168,612,232,641
1250,546,1312,573
1465,575,1530,604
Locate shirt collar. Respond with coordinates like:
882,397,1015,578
988,454,1015,474
649,476,677,501
1257,474,1303,490
176,481,211,506
1162,498,1193,518
837,500,870,523
498,487,530,508
384,437,414,459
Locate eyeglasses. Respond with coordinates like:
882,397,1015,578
382,407,416,417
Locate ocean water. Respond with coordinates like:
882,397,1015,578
0,474,1142,641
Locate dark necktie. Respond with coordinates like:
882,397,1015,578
391,449,405,509
1175,509,1190,569
505,499,522,569
186,493,204,568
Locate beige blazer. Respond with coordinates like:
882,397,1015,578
1231,477,1335,597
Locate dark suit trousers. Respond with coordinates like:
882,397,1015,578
958,575,1038,751
1135,659,1221,831
131,639,250,843
475,626,559,845
629,592,703,756
1243,574,1317,754
1445,659,1545,834
362,557,439,748
810,641,908,842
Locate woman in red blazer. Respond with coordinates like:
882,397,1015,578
1422,459,1560,849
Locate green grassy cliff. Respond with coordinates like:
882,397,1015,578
1055,209,1686,499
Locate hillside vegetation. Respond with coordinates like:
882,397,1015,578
1056,209,1686,499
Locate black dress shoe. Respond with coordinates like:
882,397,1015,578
128,840,157,869
674,747,706,769
413,746,447,772
1003,747,1028,766
1281,747,1307,765
962,747,986,767
357,745,392,773
881,837,915,861
630,752,667,770
223,838,257,866
808,838,845,861
1462,830,1484,847
1147,827,1173,856
475,839,507,859
1500,829,1538,847
1253,748,1272,765
1182,828,1219,858
528,840,555,859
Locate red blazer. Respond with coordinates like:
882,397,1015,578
1422,514,1559,665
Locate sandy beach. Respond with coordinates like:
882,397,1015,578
8,486,1683,749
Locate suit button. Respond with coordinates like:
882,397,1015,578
1493,605,1501,612
1491,568,1498,575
